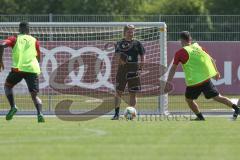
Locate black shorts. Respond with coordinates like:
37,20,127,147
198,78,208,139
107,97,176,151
185,80,219,100
116,64,141,93
5,71,39,93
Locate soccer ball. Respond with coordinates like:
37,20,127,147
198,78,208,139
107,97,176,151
124,107,137,120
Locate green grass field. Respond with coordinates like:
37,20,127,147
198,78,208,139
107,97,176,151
0,117,240,160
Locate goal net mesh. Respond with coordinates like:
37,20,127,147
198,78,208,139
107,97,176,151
0,22,168,115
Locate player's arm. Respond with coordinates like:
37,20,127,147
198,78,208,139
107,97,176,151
167,49,185,82
139,54,145,70
138,41,145,70
115,41,127,65
167,64,178,82
36,40,41,62
210,57,221,80
115,51,127,65
0,36,16,71
164,49,186,92
164,63,177,93
0,41,8,71
118,52,128,65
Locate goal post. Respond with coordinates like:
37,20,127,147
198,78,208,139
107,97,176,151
0,22,168,115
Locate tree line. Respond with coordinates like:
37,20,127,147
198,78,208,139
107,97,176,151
1,0,240,41
0,0,240,15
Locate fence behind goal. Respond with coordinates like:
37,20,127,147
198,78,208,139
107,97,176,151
2,14,240,41
0,22,168,115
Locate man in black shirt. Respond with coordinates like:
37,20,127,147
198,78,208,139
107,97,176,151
112,24,145,120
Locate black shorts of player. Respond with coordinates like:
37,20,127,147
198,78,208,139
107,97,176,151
185,80,219,100
116,64,141,93
5,71,39,93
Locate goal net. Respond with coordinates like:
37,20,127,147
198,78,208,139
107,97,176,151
0,22,168,116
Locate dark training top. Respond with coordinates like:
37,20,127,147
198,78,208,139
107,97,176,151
115,39,145,63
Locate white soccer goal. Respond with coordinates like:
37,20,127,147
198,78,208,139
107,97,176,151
0,22,168,115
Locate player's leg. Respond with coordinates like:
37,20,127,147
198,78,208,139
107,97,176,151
185,98,205,120
24,73,45,122
30,91,44,122
112,66,127,120
203,80,239,120
5,71,23,120
129,93,137,106
213,95,239,119
112,90,123,120
213,95,236,107
127,72,141,107
185,85,205,120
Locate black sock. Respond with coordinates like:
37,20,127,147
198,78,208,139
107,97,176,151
31,95,43,115
6,94,16,108
4,86,16,108
196,112,205,120
232,104,239,111
35,103,42,115
115,107,120,116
